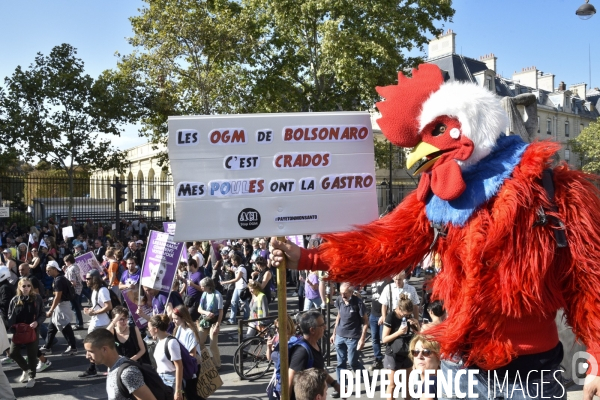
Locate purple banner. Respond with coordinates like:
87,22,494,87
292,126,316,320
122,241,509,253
121,289,152,330
140,230,183,292
74,251,104,281
163,222,188,261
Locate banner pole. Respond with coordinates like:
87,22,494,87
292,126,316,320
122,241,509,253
276,236,289,400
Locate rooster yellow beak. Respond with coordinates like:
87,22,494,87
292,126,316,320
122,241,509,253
406,142,442,175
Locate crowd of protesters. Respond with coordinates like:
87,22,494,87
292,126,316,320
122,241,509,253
0,217,446,400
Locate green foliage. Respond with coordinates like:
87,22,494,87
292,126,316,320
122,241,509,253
0,44,133,175
7,211,34,228
570,118,600,173
113,0,454,165
374,137,406,171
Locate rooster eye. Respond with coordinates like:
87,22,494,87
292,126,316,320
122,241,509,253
432,124,446,137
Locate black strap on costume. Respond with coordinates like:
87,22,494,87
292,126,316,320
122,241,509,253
535,169,568,248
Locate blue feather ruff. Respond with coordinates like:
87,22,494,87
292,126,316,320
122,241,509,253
425,134,529,227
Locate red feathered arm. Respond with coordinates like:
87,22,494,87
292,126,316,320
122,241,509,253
554,167,600,372
299,192,434,285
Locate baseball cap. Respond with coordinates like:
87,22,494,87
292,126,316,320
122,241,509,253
86,269,101,279
46,260,60,270
136,240,144,245
220,246,231,255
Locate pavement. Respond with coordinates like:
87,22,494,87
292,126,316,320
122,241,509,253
2,278,589,399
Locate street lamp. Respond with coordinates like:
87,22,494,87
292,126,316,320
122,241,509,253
576,0,596,19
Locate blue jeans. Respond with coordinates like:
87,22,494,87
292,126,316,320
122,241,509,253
335,335,364,383
229,288,249,323
369,314,384,361
159,371,176,388
303,296,322,311
71,294,83,327
439,358,566,400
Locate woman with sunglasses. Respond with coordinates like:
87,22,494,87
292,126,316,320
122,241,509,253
7,278,46,388
106,305,151,364
382,293,420,399
409,334,441,400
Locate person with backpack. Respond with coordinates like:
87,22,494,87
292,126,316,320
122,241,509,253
172,305,203,400
266,315,297,400
40,261,78,356
288,311,339,400
79,273,113,378
83,328,162,400
63,255,84,330
148,314,185,400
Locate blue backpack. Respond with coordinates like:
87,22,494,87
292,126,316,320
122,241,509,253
164,336,199,380
275,336,314,393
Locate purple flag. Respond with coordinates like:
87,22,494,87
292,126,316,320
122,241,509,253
121,289,152,330
74,251,104,281
140,230,184,292
163,222,188,261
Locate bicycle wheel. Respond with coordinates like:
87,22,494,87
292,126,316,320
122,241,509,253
233,336,273,381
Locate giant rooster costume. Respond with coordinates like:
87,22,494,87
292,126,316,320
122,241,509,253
294,64,600,378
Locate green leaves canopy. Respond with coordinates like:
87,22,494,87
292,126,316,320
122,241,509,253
117,0,454,164
570,118,600,173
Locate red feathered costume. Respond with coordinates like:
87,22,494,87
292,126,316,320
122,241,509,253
298,64,600,372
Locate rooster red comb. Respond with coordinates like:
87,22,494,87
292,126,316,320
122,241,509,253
375,64,444,148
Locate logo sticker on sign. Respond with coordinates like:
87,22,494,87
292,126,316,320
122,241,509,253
238,208,261,230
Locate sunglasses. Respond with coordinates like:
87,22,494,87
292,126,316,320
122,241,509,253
21,285,32,288
411,349,434,357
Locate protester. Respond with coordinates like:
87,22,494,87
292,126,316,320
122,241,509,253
330,283,368,397
369,277,393,371
289,311,339,400
382,293,420,400
420,301,446,334
0,320,15,400
106,306,151,364
409,334,441,400
105,248,120,296
0,267,16,328
222,254,249,325
266,315,297,400
379,270,420,320
18,263,41,295
83,328,158,400
197,277,222,369
294,368,329,400
7,278,46,388
63,255,84,330
247,281,269,337
118,257,140,291
147,314,184,399
250,256,273,303
29,248,43,282
182,258,203,321
79,273,113,377
172,305,203,400
304,271,322,311
40,261,78,356
93,239,105,263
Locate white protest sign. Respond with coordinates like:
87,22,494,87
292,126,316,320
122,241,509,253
62,226,74,239
168,112,378,241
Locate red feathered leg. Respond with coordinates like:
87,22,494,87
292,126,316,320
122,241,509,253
317,192,434,285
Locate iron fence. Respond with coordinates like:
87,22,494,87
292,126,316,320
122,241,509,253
0,172,175,228
0,172,416,228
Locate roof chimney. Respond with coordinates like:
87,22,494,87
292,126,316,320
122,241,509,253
479,53,497,72
428,29,456,59
558,81,566,91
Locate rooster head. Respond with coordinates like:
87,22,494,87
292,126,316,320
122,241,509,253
376,64,508,202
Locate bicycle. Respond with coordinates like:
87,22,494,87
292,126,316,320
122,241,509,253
233,321,276,380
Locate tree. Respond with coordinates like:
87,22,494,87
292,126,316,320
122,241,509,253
0,44,139,223
114,0,454,165
570,118,600,173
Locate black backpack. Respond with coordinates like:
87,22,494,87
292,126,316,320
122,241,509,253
93,286,121,318
59,276,75,302
116,359,174,400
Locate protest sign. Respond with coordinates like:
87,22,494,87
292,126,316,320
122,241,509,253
75,251,103,281
121,288,151,330
286,235,305,248
140,230,184,292
196,349,223,398
167,112,378,242
62,226,74,239
162,222,188,261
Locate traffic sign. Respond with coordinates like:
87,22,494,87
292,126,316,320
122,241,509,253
134,199,160,203
134,205,160,212
0,207,8,218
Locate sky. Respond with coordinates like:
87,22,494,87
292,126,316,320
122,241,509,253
1,0,597,151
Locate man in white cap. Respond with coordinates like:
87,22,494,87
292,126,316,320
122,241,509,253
40,261,78,356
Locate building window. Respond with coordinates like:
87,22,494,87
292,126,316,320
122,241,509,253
547,119,552,135
581,123,585,133
486,78,492,91
565,149,570,161
565,121,569,137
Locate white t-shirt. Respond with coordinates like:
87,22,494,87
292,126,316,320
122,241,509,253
175,326,201,355
154,336,182,373
378,282,420,311
90,287,112,328
234,266,247,290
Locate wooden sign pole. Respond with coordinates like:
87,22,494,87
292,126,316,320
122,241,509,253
276,236,289,400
